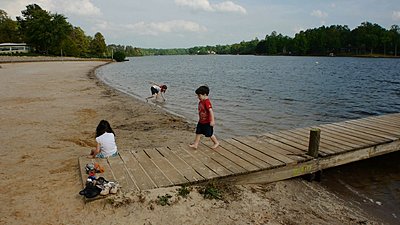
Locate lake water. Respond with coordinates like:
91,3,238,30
96,55,400,223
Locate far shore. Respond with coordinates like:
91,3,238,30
0,58,382,225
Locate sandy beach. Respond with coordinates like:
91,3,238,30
0,60,382,225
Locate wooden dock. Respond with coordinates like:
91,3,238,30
79,113,400,193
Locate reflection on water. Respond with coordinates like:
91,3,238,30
96,55,400,223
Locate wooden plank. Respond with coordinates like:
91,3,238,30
78,156,91,187
94,158,117,182
260,131,308,155
253,133,307,159
348,119,400,136
219,139,271,169
78,157,116,186
131,150,173,187
373,114,400,124
234,136,296,164
344,119,399,135
198,143,248,174
344,120,400,138
318,127,366,150
332,122,392,142
225,138,284,167
221,139,400,185
275,128,338,154
256,134,315,157
107,154,138,192
179,144,233,176
145,148,189,185
170,145,218,179
362,117,400,129
320,123,383,145
318,124,373,148
78,157,115,202
263,132,310,152
372,116,400,126
157,147,204,183
290,127,359,150
119,150,156,190
206,142,260,172
263,132,336,156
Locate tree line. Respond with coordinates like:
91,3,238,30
189,23,400,57
106,22,400,57
0,4,107,57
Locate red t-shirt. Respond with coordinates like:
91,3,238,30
198,99,212,124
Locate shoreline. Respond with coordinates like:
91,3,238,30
0,55,112,63
0,59,382,224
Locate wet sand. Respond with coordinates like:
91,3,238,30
0,59,382,225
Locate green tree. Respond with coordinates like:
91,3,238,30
61,27,90,57
0,9,20,43
352,22,385,55
48,13,72,55
17,4,53,53
113,50,126,62
293,31,308,55
255,40,267,54
265,31,278,54
389,25,400,56
89,32,106,57
17,4,72,55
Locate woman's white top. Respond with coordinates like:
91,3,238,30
96,132,118,157
152,85,161,92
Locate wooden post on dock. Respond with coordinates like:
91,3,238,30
307,128,321,158
306,128,321,181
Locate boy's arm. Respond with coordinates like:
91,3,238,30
209,108,215,126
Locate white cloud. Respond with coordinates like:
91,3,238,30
311,9,328,19
95,20,207,36
127,20,207,36
175,0,246,14
214,1,246,14
175,0,213,11
2,0,100,18
393,11,400,21
57,0,101,17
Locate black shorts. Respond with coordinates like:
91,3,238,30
195,123,214,137
151,87,159,95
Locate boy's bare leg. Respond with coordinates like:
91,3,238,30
189,134,201,149
210,135,219,149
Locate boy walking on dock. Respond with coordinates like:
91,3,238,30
189,85,219,149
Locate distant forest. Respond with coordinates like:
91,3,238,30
1,4,399,58
123,22,400,57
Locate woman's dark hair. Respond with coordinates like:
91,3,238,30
195,85,209,95
96,120,115,137
161,84,167,92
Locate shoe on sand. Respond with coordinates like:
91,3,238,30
109,182,119,194
98,183,110,196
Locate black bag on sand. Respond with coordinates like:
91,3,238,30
79,183,102,198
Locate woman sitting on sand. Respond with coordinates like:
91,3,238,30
89,120,118,158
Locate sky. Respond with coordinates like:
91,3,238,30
2,0,400,48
